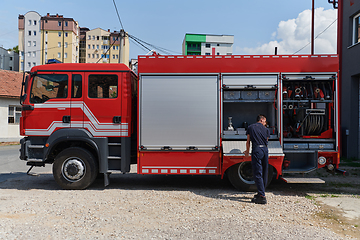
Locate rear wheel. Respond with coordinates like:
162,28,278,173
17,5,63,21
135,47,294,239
53,147,98,190
227,161,273,192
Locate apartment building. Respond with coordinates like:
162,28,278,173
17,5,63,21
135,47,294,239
0,47,19,71
84,28,129,64
182,33,234,56
18,12,79,71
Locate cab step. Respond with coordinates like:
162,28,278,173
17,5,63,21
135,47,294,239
280,177,325,184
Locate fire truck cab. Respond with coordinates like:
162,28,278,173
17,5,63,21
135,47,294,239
19,55,340,190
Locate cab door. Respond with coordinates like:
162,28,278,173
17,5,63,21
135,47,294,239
23,72,71,136
83,72,124,137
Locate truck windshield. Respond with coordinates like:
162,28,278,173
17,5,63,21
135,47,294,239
30,74,68,103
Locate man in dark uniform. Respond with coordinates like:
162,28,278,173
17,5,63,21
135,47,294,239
243,114,270,204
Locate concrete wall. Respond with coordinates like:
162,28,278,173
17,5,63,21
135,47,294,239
0,97,21,142
340,0,360,158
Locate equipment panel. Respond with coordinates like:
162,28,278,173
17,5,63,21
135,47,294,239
139,75,219,150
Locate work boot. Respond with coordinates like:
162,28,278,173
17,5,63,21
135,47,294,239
251,194,260,203
252,195,267,204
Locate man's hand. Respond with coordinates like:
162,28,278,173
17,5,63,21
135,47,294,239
243,150,249,158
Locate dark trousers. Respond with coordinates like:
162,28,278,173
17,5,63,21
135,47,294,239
251,146,269,197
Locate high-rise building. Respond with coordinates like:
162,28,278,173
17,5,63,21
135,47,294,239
182,33,234,56
18,12,79,71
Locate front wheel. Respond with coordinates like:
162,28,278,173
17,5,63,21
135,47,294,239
227,161,273,192
53,147,98,190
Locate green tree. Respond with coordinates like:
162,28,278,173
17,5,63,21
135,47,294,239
7,46,19,54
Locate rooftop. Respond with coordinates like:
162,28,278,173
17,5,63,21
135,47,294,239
0,70,24,98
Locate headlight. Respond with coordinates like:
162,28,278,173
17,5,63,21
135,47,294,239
318,156,326,165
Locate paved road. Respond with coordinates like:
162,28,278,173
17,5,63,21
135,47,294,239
0,145,51,182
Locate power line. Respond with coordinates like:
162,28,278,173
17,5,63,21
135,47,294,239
112,0,124,30
293,18,337,55
128,34,181,55
110,0,179,56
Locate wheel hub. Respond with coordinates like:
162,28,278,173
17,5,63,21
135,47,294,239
62,158,85,181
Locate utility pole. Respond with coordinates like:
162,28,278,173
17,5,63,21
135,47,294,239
119,29,125,64
311,0,315,55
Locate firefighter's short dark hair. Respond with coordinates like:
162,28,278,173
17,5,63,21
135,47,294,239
257,114,266,122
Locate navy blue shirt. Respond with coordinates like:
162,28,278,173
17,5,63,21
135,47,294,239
246,122,270,147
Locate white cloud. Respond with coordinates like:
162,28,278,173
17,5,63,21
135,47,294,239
237,8,337,55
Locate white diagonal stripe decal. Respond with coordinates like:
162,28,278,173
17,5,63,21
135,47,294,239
25,101,128,136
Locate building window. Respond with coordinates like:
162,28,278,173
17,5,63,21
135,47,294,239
33,41,36,46
58,52,61,58
97,36,99,40
353,13,360,45
8,106,22,124
96,54,99,58
92,36,95,40
205,43,211,48
28,31,31,36
27,52,31,57
65,21,68,27
88,54,90,58
65,32,68,37
97,45,99,49
92,54,95,58
34,20,37,25
113,54,115,59
28,41,31,47
28,20,32,25
116,46,118,50
33,31,36,36
10,57,13,61
58,21,61,27
28,62,31,68
33,51,36,57
88,44,90,49
58,32,61,37
64,53,67,59
65,42,68,48
33,62,36,66
92,45,95,49
58,42,61,48
116,55,118,59
88,35,91,40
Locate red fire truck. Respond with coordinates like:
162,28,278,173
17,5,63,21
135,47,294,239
19,54,341,190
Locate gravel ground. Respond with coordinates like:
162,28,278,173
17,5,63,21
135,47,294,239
0,168,357,240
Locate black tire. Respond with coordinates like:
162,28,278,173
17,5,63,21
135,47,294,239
227,161,274,192
53,147,98,190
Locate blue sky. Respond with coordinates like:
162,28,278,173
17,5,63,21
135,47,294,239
0,0,337,59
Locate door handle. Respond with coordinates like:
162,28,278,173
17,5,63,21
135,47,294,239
113,116,121,124
62,115,71,123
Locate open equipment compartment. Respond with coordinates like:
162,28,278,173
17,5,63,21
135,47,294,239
222,74,280,141
281,73,338,173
